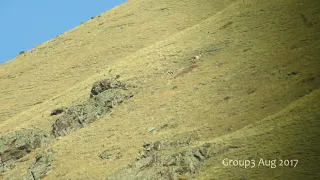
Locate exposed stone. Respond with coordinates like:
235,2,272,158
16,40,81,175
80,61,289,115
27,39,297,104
51,78,134,137
99,150,120,161
90,78,128,98
247,88,257,95
107,139,217,180
25,149,55,180
0,129,51,173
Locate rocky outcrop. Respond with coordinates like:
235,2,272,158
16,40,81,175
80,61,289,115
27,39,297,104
51,78,134,137
0,129,51,173
106,139,224,180
25,149,55,180
90,78,129,98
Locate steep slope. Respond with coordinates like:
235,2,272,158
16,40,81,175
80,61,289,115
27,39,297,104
197,89,320,179
0,0,235,123
1,0,320,179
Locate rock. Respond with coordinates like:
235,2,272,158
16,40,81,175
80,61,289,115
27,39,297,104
0,129,51,173
25,149,55,180
0,163,9,173
106,139,218,180
51,78,134,137
247,88,256,94
148,127,157,134
99,150,119,161
90,78,127,98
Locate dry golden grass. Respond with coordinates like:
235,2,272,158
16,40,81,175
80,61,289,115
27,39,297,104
0,0,319,179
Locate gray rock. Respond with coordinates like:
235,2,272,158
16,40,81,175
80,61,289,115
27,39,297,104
90,78,128,98
99,150,119,161
107,139,216,180
51,78,134,137
25,149,55,180
147,127,157,134
0,129,51,171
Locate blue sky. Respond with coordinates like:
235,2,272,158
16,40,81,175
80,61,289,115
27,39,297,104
0,0,127,64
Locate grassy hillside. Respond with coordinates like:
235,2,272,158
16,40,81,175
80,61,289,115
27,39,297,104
0,0,235,123
0,0,319,179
